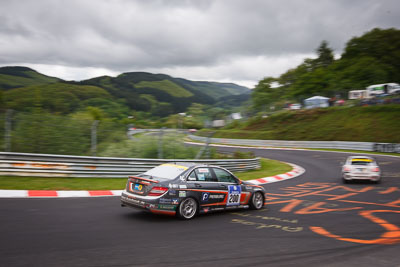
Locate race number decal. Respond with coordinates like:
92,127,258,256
227,185,241,206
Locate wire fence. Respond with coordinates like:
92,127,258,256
0,110,219,159
1,110,127,156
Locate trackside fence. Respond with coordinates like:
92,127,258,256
0,152,261,178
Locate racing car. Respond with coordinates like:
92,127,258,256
121,163,266,219
341,156,381,183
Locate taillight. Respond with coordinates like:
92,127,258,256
148,186,168,196
343,167,351,172
372,167,380,172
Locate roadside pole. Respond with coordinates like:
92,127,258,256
91,120,99,156
158,127,164,159
195,131,215,159
4,109,13,152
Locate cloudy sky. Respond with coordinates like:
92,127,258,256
1,0,399,88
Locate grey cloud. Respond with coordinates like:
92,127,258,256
0,0,399,74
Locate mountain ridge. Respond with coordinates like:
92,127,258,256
0,66,250,117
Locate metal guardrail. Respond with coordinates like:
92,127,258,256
373,143,400,153
188,135,400,153
0,152,261,178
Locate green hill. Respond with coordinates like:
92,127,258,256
3,83,112,114
172,78,248,99
0,66,60,90
202,105,400,143
0,68,249,117
79,71,249,115
135,80,194,98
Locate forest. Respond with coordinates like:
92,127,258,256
252,28,400,111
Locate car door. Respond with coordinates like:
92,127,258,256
186,167,227,210
212,167,251,207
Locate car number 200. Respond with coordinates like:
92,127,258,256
227,185,241,206
228,194,240,204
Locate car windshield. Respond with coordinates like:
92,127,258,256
142,164,188,180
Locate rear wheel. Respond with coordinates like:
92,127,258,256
250,191,264,210
177,198,198,220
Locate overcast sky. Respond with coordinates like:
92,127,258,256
1,0,399,88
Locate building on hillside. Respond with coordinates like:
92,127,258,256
230,112,242,120
212,120,225,128
348,90,368,100
304,96,329,109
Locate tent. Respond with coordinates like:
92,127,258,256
304,96,329,109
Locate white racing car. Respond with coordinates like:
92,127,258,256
341,156,381,183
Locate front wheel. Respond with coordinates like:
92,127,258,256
177,198,198,220
250,191,264,210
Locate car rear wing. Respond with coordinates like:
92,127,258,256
129,176,159,185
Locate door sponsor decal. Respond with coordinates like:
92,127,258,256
202,192,210,202
202,192,225,202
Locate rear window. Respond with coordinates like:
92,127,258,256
143,164,188,180
350,158,373,166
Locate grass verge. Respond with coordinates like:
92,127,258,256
0,177,127,190
234,158,292,181
0,158,291,190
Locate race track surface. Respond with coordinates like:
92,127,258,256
1,148,399,267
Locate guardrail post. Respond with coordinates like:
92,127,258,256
195,131,215,159
4,109,13,152
158,127,164,159
91,120,99,156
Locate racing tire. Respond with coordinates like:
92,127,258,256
249,191,264,210
177,197,198,220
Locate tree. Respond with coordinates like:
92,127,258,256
187,103,205,117
289,67,333,98
332,57,393,90
342,28,400,81
253,28,400,106
314,40,334,69
251,77,281,111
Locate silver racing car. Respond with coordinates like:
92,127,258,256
121,163,266,219
341,156,381,183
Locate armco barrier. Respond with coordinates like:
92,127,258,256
373,143,400,153
0,152,260,178
188,135,379,151
130,129,399,153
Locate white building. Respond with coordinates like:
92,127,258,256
304,96,329,109
348,90,368,100
212,120,225,128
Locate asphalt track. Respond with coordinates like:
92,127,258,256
1,147,399,267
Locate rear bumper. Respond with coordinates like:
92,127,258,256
121,190,177,215
342,173,380,181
